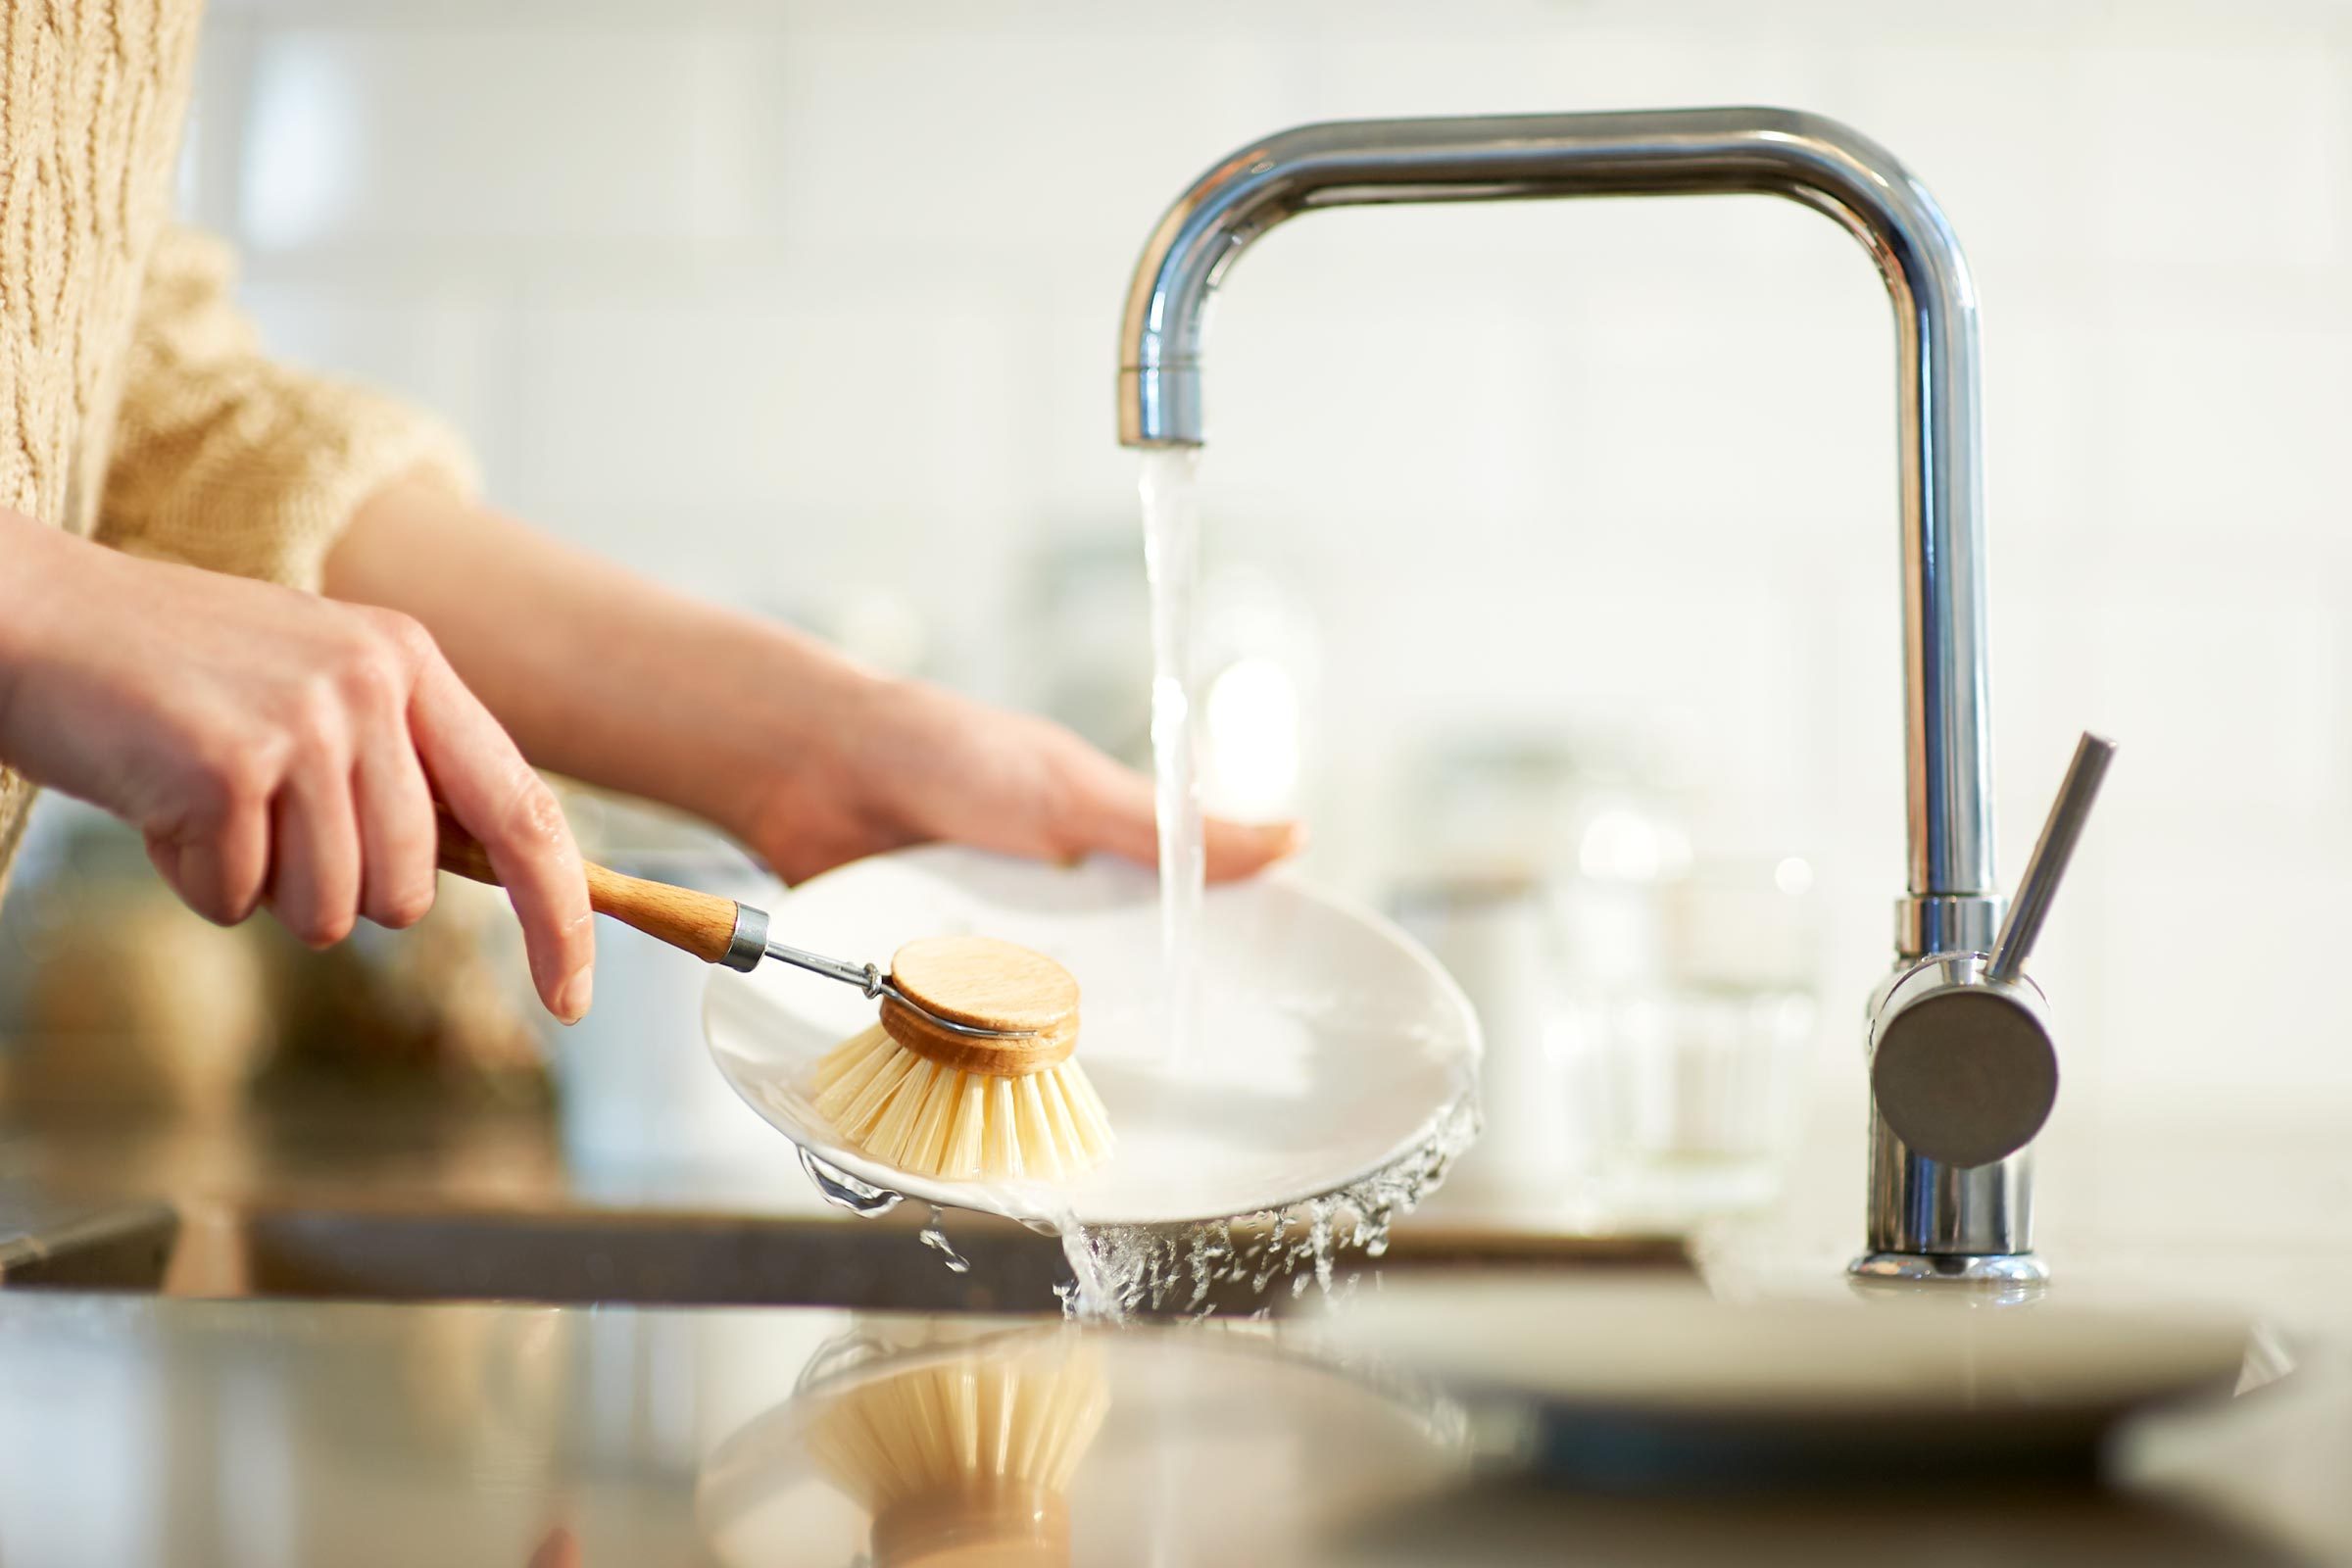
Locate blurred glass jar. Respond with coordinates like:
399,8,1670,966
0,796,556,1114
1018,532,1321,822
1392,872,1594,1210
0,803,276,1118
1390,734,1656,1214
550,794,803,1197
1566,858,1820,1223
1392,733,1820,1227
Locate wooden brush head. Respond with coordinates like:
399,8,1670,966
870,1484,1068,1568
882,937,1081,1076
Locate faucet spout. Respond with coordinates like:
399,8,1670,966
1114,108,2103,1283
1115,108,1996,945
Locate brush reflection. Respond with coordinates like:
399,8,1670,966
809,1334,1109,1567
695,1320,1458,1567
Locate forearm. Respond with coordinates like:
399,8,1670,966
321,480,882,838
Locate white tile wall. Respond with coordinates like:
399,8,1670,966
175,0,2352,1108
2084,45,2349,270
236,279,512,462
241,24,786,247
2108,304,2352,542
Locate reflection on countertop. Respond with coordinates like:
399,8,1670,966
0,1290,2334,1567
6,1072,2352,1562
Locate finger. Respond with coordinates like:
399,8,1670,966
408,652,592,1022
353,725,438,930
146,804,270,926
1055,749,1160,868
266,768,362,948
144,836,179,890
1054,745,1302,881
1202,815,1305,881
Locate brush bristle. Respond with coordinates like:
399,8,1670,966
808,1339,1109,1513
811,1023,1115,1182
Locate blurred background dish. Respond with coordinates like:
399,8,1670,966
1313,1275,2256,1492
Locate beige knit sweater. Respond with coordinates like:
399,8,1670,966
0,0,474,894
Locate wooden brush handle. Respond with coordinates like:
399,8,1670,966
434,809,742,965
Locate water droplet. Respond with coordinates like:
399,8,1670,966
798,1149,902,1217
919,1205,972,1275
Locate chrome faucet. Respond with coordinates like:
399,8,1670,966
1114,109,2110,1283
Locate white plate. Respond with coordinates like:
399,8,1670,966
704,846,1481,1229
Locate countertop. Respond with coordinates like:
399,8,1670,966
0,1291,2332,1568
4,1079,2352,1564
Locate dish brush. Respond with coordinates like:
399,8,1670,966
434,815,1113,1181
811,934,1114,1183
808,1336,1109,1568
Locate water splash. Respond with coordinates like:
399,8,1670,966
789,1096,1481,1321
1053,1094,1481,1322
919,1205,972,1275
1139,448,1205,1063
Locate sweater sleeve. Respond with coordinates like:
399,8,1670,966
95,226,478,592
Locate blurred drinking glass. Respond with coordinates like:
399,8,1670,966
1564,858,1819,1223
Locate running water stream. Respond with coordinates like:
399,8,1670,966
1138,448,1205,1062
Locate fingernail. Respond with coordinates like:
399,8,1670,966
557,967,593,1025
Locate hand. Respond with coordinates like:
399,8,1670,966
0,513,595,1020
322,481,1302,891
733,669,1303,886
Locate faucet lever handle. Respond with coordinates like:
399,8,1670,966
1985,732,2116,984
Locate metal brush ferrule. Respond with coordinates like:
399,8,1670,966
722,905,769,972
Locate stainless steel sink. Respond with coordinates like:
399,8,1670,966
0,1197,180,1290
1,1198,1687,1314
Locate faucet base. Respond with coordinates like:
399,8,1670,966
1849,1250,2048,1285
1894,893,2003,958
